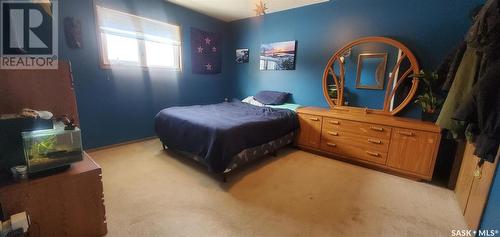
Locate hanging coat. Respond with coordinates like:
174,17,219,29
453,58,500,162
435,47,481,138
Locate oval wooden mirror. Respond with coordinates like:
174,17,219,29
322,37,420,116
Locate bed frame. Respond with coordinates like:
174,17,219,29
161,132,295,182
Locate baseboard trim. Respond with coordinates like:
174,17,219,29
86,136,158,152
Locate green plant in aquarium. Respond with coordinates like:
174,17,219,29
31,135,56,157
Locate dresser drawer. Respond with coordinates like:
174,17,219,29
296,113,323,149
320,140,388,165
322,117,392,139
321,129,390,152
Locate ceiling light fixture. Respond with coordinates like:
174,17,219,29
254,0,268,16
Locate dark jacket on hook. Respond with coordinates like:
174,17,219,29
436,42,467,92
436,3,485,92
453,58,500,162
466,0,500,57
452,0,500,162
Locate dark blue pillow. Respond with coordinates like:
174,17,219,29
254,91,290,105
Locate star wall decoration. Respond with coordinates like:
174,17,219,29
254,0,267,16
190,28,221,74
205,64,213,70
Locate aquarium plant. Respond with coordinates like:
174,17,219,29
30,135,56,158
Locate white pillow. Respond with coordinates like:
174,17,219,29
242,96,265,107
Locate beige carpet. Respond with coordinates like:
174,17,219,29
89,139,466,237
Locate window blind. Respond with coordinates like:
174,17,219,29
96,6,181,45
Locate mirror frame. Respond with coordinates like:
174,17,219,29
322,36,420,116
355,53,388,90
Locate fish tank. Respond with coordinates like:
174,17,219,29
22,125,83,174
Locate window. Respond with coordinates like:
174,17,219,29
96,6,181,70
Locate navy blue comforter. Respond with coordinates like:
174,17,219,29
154,100,299,173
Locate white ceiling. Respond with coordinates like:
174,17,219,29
166,0,329,22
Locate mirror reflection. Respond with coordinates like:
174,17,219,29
356,53,387,90
326,42,410,110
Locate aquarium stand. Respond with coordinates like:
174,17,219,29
0,152,107,237
28,164,71,179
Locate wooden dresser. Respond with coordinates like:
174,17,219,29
0,153,107,237
296,107,441,180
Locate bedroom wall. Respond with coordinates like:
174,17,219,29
58,0,234,149
228,0,483,118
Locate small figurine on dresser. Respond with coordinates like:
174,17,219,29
56,115,77,130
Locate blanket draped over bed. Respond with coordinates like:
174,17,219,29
154,100,299,173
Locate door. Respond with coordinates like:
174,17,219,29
455,142,499,230
296,113,322,149
455,142,478,212
387,128,440,178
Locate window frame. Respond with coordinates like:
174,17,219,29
94,5,182,71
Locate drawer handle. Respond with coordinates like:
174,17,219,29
367,139,382,144
309,117,320,121
327,131,339,136
326,142,337,147
369,126,384,132
398,131,414,136
329,120,340,125
366,151,380,157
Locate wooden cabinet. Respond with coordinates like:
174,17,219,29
455,142,498,230
296,113,322,149
295,107,441,180
0,153,107,237
387,129,440,177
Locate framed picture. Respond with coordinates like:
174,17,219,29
260,40,297,70
236,48,249,64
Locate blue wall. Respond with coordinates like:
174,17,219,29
58,0,234,149
228,0,482,117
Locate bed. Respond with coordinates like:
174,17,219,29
154,99,299,180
